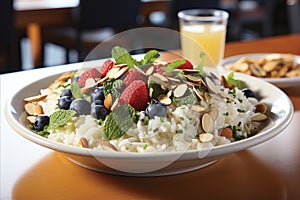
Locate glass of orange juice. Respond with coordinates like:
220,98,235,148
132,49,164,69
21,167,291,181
178,9,229,67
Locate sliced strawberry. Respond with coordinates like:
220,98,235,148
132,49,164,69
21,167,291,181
119,80,149,111
123,69,147,86
177,60,193,69
77,68,102,87
99,59,115,78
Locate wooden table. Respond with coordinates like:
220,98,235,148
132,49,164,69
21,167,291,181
14,0,170,68
1,34,300,199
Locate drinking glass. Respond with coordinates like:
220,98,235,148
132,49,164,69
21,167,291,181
178,9,229,67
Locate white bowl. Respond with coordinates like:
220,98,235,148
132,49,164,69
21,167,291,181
5,70,294,176
219,53,300,88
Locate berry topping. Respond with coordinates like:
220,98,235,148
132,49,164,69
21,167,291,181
91,104,109,120
99,59,115,78
123,69,146,86
119,80,149,111
34,115,50,131
242,88,256,98
177,60,193,69
58,96,73,110
145,100,167,119
91,86,105,102
70,99,91,116
77,68,102,87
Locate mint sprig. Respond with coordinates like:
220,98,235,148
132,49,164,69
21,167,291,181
47,109,76,130
112,46,160,69
226,72,243,89
103,105,136,140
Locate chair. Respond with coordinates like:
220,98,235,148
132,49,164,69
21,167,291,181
233,0,275,40
287,0,300,33
166,0,220,30
42,0,141,64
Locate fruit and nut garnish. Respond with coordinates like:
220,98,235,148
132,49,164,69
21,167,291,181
225,54,300,78
23,46,269,152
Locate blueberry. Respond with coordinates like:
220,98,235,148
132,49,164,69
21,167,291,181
91,104,109,120
34,115,50,131
91,99,104,107
145,100,167,119
91,86,105,101
60,88,73,98
70,99,91,116
242,88,256,98
58,96,73,110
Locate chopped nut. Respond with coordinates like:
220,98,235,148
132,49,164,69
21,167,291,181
220,128,233,139
35,104,44,115
199,133,214,143
24,94,47,103
79,137,89,148
99,141,118,151
104,93,113,110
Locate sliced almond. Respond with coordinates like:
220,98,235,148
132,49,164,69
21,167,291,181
185,75,202,83
24,103,38,115
35,104,44,115
251,113,267,122
173,84,188,98
182,69,200,74
104,93,113,110
255,103,268,114
56,72,72,82
113,63,127,68
27,116,36,124
205,77,219,94
191,105,206,112
24,94,47,103
263,60,280,72
114,66,129,79
201,113,214,133
220,128,233,139
199,133,214,143
145,66,154,75
152,73,169,82
99,141,118,151
79,137,89,148
208,109,219,120
85,78,96,87
249,64,266,77
133,65,147,76
158,94,172,105
106,67,120,78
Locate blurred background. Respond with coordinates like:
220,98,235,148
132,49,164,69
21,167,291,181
0,0,299,74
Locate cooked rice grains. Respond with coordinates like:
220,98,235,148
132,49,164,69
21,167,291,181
46,83,259,153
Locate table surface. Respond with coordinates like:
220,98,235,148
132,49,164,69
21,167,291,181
1,34,300,200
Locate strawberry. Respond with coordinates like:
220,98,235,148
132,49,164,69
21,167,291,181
154,64,164,74
99,59,115,78
123,69,146,86
77,68,101,87
177,60,193,69
119,80,149,111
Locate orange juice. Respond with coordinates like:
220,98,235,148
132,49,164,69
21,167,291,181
180,24,226,67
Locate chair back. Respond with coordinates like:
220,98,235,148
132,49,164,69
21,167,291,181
78,0,141,31
287,0,300,33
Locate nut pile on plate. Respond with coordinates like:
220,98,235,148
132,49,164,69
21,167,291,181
225,54,300,78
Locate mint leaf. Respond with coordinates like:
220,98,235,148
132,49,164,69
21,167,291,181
141,50,160,65
47,109,76,130
70,82,83,99
103,105,136,140
226,72,242,89
166,59,186,70
103,78,122,101
196,52,205,75
173,89,197,105
112,46,138,68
